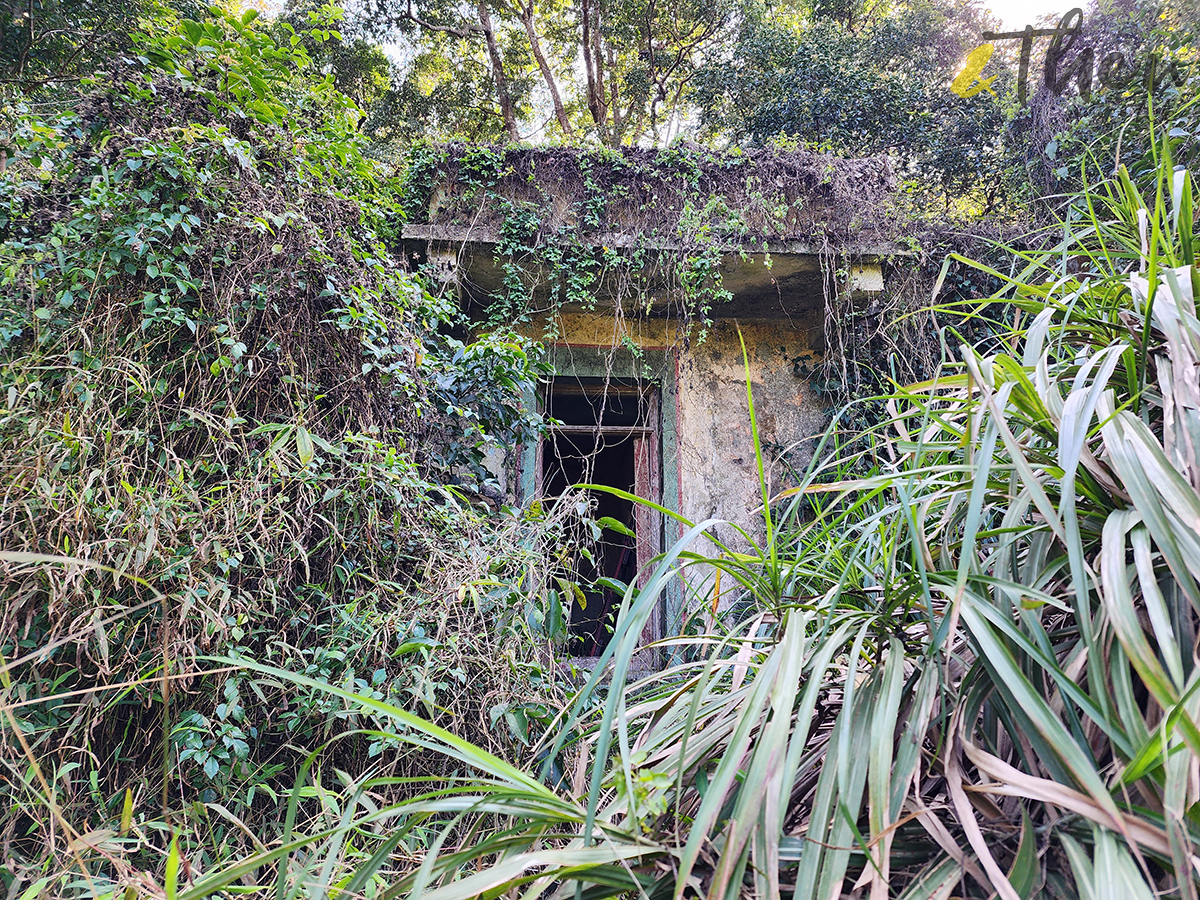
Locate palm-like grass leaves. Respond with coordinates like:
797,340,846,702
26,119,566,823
87,146,1200,899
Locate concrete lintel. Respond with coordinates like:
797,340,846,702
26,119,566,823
400,224,905,259
402,225,897,320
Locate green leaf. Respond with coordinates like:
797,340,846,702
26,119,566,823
119,788,134,836
17,878,53,900
896,857,963,900
295,426,314,466
417,845,654,900
166,836,181,900
1007,808,1040,899
594,516,634,537
1178,172,1194,266
180,19,204,43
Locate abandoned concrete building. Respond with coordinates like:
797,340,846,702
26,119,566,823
401,145,897,660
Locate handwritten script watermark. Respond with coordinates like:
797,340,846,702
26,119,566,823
952,8,1188,104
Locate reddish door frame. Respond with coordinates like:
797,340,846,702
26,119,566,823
536,381,663,664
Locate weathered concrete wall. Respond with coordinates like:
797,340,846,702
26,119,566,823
524,311,825,545
531,311,680,349
674,319,824,550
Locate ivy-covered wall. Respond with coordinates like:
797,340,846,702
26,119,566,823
400,142,897,333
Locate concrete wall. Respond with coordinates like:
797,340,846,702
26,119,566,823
515,310,827,623
673,319,825,550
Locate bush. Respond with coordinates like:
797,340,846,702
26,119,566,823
0,6,566,892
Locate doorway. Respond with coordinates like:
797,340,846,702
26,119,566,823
538,378,661,659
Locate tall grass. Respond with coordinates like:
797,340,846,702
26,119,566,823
291,138,1199,899
5,142,1200,897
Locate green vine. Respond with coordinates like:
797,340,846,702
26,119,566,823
397,141,889,344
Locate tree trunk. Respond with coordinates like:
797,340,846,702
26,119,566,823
519,1,573,137
606,45,624,144
581,0,600,124
581,0,610,142
477,1,519,140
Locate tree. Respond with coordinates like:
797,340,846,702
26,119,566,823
576,0,736,143
350,0,738,145
1007,0,1198,196
0,0,201,90
352,0,532,140
691,0,1198,212
693,0,1015,209
277,0,395,111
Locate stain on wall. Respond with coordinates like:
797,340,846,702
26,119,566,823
674,319,825,550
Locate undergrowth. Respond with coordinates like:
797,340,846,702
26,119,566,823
0,6,588,890
4,3,1199,899
151,131,1200,900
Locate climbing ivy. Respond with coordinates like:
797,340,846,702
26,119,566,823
399,139,1022,458
399,140,899,344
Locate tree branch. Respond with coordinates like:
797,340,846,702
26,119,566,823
398,0,485,38
517,0,573,136
476,0,519,140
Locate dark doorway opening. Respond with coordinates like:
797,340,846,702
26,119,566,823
542,433,638,655
538,379,660,659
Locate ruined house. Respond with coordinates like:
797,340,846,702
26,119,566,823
401,145,898,662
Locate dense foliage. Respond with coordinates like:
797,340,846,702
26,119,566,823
2,0,1200,897
0,0,199,87
13,141,1198,900
399,140,896,347
322,0,1198,211
0,7,589,891
353,0,738,145
142,134,1200,900
694,0,1011,208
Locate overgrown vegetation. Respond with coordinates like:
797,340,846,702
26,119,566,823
401,140,896,341
12,135,1199,899
0,7,598,891
394,140,1026,430
3,0,1200,897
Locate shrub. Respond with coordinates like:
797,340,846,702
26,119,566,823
0,6,562,891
